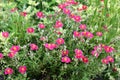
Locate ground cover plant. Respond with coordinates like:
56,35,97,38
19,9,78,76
0,0,120,80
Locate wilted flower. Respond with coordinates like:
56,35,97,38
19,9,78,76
4,68,13,75
91,50,99,58
2,32,9,38
40,36,46,41
18,66,27,74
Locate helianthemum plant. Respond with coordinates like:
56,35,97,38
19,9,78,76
0,0,120,80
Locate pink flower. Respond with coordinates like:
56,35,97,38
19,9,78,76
73,31,80,37
74,49,83,54
69,13,75,18
10,45,20,52
106,56,114,63
58,4,67,9
30,44,38,50
0,53,3,59
81,31,94,38
61,56,71,63
27,27,34,33
44,43,57,50
75,53,84,59
81,31,87,36
101,58,109,64
63,8,71,15
38,23,45,29
2,32,9,38
40,36,46,41
66,0,76,4
73,15,81,22
104,46,114,53
82,57,89,63
79,24,86,30
91,50,99,58
10,8,17,12
4,68,13,75
94,45,102,53
18,66,27,74
20,12,27,17
86,32,94,38
82,5,87,10
96,32,103,37
62,50,69,56
36,11,44,18
8,52,16,58
56,38,65,45
54,20,63,28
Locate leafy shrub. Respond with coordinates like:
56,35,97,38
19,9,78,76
0,0,120,80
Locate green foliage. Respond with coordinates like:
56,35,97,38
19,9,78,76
0,0,120,80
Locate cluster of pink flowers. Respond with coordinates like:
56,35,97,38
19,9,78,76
102,56,114,64
90,44,115,64
75,49,88,63
44,43,57,50
44,38,65,50
73,24,94,39
81,31,94,39
61,50,71,63
8,45,20,58
4,66,27,75
58,1,81,22
91,44,103,58
104,45,114,53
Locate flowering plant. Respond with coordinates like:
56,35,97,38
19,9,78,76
0,0,120,80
